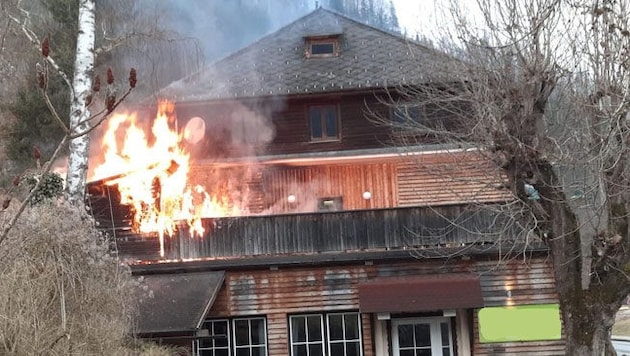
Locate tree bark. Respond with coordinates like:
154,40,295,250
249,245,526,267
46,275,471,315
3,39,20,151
536,162,628,355
65,0,95,205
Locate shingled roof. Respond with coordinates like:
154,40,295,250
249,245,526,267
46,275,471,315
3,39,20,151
159,8,456,102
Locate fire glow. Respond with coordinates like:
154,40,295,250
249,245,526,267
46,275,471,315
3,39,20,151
93,100,229,257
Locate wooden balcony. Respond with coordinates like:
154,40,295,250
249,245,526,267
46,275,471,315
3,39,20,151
110,205,524,262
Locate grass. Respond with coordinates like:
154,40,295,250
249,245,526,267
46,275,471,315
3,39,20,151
614,309,630,337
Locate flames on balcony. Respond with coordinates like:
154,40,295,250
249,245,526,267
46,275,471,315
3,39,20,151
88,100,244,257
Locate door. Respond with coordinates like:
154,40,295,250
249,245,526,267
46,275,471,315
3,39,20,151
391,317,453,356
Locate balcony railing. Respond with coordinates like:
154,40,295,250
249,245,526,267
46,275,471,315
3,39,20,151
110,205,522,261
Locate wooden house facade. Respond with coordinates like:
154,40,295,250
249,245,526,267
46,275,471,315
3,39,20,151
87,8,565,356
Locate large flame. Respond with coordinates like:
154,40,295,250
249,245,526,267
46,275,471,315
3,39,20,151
93,100,228,257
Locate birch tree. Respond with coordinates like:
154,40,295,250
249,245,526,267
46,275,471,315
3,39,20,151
388,0,630,354
64,0,95,205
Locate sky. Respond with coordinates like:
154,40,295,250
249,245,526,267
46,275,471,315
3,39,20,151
392,0,426,38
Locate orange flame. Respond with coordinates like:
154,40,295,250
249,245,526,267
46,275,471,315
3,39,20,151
93,100,229,257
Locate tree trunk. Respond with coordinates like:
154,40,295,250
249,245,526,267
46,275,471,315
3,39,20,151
65,0,95,205
537,163,627,355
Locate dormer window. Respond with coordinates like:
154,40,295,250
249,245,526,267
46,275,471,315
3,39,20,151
305,34,340,58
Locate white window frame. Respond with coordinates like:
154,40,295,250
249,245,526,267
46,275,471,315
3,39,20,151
289,314,326,356
233,317,268,356
289,312,363,356
391,317,453,356
196,317,267,356
196,319,230,356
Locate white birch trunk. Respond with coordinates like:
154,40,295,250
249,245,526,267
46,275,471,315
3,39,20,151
65,0,95,205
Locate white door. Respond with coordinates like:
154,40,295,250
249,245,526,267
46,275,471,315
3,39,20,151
391,317,453,356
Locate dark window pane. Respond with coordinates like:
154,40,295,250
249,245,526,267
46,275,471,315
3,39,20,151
235,320,250,346
393,107,405,122
199,350,211,356
252,346,266,356
309,343,324,356
236,348,250,356
410,107,421,121
214,321,228,335
330,343,344,356
324,108,337,137
293,345,307,356
399,350,414,356
443,347,451,356
347,341,360,356
415,324,431,347
310,108,322,138
311,43,334,55
215,336,228,347
199,338,213,348
417,349,431,356
345,314,359,339
251,319,265,344
329,314,344,340
398,324,414,348
441,322,450,346
217,350,229,356
307,315,322,341
292,317,306,342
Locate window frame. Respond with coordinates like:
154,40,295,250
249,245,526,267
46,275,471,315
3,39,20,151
391,317,453,356
196,317,268,356
233,317,268,356
289,312,363,356
308,104,340,142
391,103,424,126
196,319,230,356
305,37,339,58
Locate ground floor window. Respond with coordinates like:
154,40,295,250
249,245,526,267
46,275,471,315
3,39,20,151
289,312,362,356
391,317,453,356
196,317,267,356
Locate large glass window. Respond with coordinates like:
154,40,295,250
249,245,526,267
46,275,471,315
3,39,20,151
196,317,267,356
309,105,339,141
391,317,452,356
290,312,362,356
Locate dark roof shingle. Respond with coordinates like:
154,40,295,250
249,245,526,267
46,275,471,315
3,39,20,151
160,8,456,102
136,271,225,334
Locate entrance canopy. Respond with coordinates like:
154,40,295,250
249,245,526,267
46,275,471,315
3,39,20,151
358,273,483,313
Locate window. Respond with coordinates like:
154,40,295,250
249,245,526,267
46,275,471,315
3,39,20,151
196,317,267,356
197,319,230,356
305,36,339,58
309,105,339,141
289,312,362,356
391,317,453,356
317,197,343,212
391,104,423,125
234,318,267,356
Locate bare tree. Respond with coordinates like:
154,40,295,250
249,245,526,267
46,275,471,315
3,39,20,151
380,0,630,354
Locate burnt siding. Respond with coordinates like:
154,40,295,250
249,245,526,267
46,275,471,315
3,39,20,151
205,256,560,356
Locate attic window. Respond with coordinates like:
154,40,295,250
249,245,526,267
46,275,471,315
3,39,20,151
305,36,340,58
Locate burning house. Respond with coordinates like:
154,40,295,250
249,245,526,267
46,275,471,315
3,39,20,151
87,8,564,356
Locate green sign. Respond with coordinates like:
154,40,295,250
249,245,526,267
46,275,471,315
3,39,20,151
478,304,562,342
